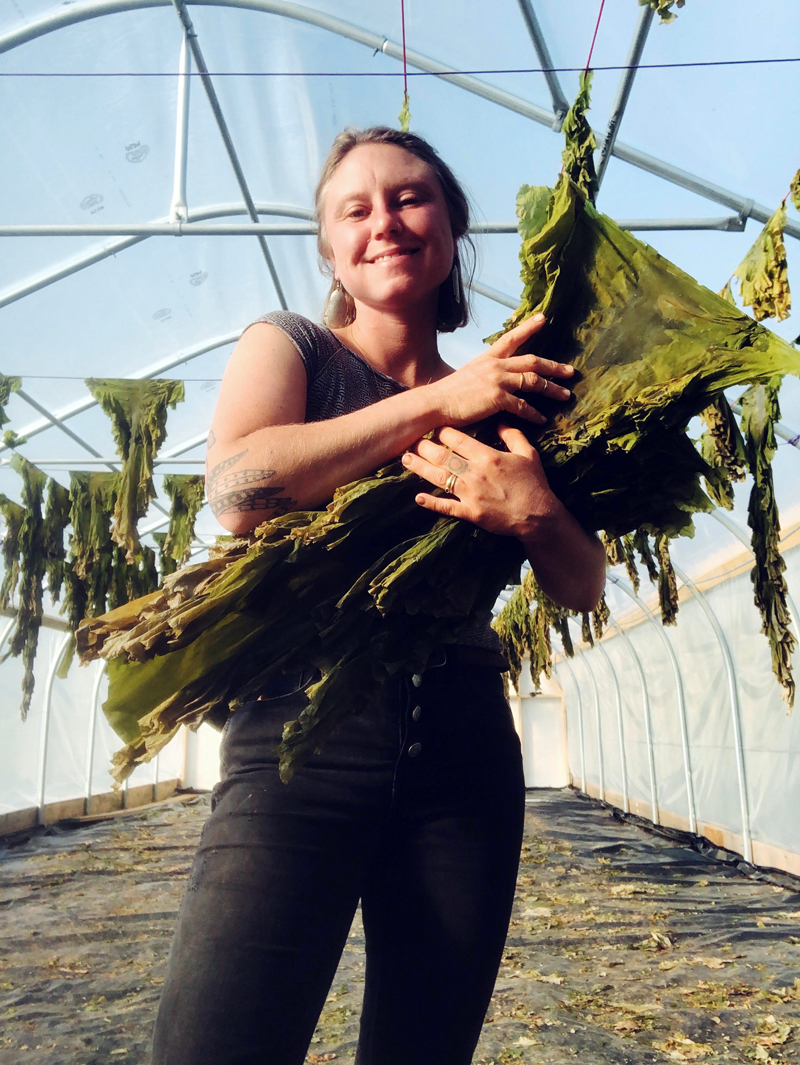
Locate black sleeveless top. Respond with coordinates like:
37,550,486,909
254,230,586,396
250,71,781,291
252,310,502,653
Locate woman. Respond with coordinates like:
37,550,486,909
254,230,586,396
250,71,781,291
151,127,605,1065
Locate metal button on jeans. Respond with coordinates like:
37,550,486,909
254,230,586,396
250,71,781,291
412,705,422,721
408,742,422,757
411,673,423,688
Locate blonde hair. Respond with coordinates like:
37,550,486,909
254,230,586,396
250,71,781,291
315,126,474,333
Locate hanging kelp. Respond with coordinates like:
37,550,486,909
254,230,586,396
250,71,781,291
733,204,791,322
398,92,411,133
84,379,185,562
2,457,47,719
162,474,205,570
77,77,800,786
0,375,21,431
63,472,120,630
698,395,747,510
43,479,72,603
740,379,795,706
560,70,598,205
639,0,685,22
153,533,177,579
790,170,800,214
0,495,25,610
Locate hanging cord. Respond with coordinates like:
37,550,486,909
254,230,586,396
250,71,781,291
397,0,411,130
584,0,607,73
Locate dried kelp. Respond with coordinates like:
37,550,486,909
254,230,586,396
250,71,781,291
639,0,685,22
790,170,800,215
740,379,795,706
699,395,747,510
560,70,598,204
3,457,47,719
43,479,71,603
655,534,678,626
162,474,205,569
63,472,120,631
0,375,21,429
734,205,791,322
85,379,185,562
0,495,25,610
77,78,800,785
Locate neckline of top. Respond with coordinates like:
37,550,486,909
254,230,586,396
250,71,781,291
320,323,410,392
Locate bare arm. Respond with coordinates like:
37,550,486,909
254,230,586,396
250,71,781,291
207,315,573,534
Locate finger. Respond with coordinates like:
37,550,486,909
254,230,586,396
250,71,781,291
503,394,549,424
504,353,575,379
512,371,572,401
496,423,536,457
434,426,493,460
414,493,468,520
413,437,471,475
489,313,546,358
402,450,465,492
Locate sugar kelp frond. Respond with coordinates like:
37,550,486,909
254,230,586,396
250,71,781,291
0,495,25,610
699,395,747,510
0,375,21,429
493,570,572,693
733,204,791,323
561,70,598,205
162,474,206,571
638,0,685,22
85,379,185,562
740,379,795,707
789,169,800,214
43,479,71,603
2,457,48,719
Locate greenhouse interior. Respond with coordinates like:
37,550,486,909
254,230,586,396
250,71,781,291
1,0,800,1061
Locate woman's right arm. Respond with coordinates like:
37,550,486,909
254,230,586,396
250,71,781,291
207,315,572,535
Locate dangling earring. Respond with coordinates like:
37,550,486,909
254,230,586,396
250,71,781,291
324,280,350,329
451,260,461,305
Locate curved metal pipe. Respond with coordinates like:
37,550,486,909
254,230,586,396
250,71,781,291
608,574,697,833
568,622,605,803
84,662,106,815
595,634,629,813
36,631,74,824
606,616,658,823
557,656,586,793
672,562,752,863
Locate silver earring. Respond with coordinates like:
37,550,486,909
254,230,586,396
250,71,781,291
323,280,349,329
451,261,461,305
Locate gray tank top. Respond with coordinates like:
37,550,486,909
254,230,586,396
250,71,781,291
254,310,502,653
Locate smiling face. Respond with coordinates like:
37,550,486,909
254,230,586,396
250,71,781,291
320,142,457,317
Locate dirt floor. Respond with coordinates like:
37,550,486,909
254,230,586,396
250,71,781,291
1,788,799,1065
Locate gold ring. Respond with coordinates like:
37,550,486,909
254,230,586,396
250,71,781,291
518,372,525,391
541,377,549,396
444,472,458,494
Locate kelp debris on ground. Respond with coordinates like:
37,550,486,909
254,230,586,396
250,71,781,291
0,789,798,1064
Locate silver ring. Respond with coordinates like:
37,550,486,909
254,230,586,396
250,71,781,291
444,472,458,494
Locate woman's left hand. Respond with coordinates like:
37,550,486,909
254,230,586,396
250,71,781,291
401,423,557,540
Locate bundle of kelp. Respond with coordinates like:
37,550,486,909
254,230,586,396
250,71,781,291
77,74,800,786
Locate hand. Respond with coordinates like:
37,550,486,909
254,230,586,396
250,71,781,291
401,423,559,539
427,314,574,428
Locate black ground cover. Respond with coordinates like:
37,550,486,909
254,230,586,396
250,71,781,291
1,788,798,1064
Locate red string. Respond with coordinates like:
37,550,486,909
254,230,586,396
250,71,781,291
400,0,408,96
584,0,607,72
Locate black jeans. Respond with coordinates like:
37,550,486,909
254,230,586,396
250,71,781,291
151,651,525,1065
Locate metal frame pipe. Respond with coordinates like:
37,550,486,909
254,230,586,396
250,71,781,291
596,4,654,186
569,622,605,803
170,0,289,307
607,616,658,823
672,562,753,863
84,663,106,815
608,573,697,833
36,631,73,825
1,0,797,241
170,30,192,222
558,657,586,793
514,0,569,126
596,634,629,813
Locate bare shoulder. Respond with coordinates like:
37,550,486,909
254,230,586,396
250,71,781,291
211,321,308,446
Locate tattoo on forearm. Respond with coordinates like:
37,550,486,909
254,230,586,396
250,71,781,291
207,428,217,449
209,486,297,517
207,451,247,490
